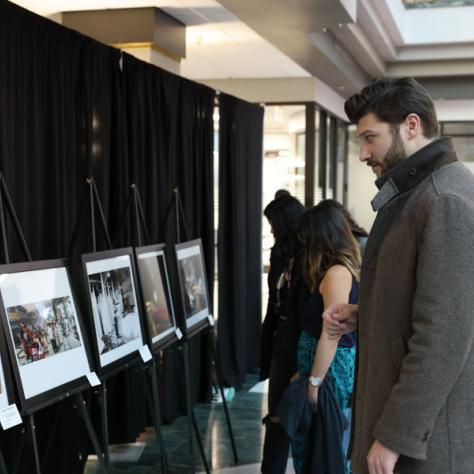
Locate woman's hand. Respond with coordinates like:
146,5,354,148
307,382,319,406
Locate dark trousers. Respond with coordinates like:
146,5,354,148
261,318,295,474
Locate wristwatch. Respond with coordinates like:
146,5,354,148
309,376,322,388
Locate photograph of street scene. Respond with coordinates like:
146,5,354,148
177,252,209,320
7,296,82,367
137,253,174,340
88,266,141,357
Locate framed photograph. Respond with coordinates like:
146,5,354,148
175,239,211,333
82,248,146,376
0,260,92,414
135,244,177,351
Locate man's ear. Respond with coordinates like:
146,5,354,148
404,113,422,139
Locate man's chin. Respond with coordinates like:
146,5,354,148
371,166,382,177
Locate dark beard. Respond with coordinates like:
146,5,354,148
383,126,407,173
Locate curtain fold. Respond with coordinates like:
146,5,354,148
217,93,264,388
0,2,214,471
122,54,214,418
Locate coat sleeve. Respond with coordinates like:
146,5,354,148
372,192,474,459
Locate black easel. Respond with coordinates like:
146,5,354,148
161,187,239,472
120,183,170,474
121,184,213,474
83,177,114,471
0,174,107,474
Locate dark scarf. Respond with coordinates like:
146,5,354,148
371,137,458,212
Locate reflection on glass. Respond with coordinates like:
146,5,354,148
451,137,474,163
403,0,474,8
443,122,474,135
262,105,306,275
314,111,322,203
336,124,346,204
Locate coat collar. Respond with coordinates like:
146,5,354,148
371,137,458,212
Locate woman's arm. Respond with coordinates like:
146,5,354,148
307,265,353,404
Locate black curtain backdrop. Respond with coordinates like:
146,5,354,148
121,54,214,418
0,1,214,472
218,93,264,388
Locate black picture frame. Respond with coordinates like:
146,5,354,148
81,248,146,378
0,259,93,415
0,323,17,413
174,239,212,337
135,244,178,352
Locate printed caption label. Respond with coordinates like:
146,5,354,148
208,314,215,327
175,328,183,340
139,345,153,363
86,372,102,387
0,404,22,430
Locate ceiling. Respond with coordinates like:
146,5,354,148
217,0,474,97
12,0,310,79
10,0,474,99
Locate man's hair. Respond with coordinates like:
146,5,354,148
344,78,439,138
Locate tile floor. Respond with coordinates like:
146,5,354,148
84,376,294,473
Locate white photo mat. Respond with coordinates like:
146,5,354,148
86,254,144,368
0,267,91,400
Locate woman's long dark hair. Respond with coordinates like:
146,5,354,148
298,200,361,293
264,195,305,263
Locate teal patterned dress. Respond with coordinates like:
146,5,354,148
292,278,358,474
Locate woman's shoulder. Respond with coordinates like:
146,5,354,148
319,265,353,290
323,264,352,280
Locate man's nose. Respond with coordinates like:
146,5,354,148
359,144,371,163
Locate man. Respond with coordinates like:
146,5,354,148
323,78,474,474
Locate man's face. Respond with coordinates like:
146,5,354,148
357,113,407,178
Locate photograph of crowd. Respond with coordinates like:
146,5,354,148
88,266,141,356
7,296,82,367
177,251,209,320
136,252,175,340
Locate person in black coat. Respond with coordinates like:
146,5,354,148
261,193,306,474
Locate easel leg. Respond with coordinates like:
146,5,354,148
40,400,64,473
208,330,239,463
28,414,41,474
181,343,195,473
148,361,169,474
98,382,110,469
182,341,212,473
11,428,26,474
0,447,8,474
72,393,108,474
191,411,210,474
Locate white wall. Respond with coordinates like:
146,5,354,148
435,100,474,122
347,129,378,232
200,77,347,120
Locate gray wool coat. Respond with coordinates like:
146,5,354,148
351,137,474,474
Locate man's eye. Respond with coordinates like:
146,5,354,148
365,135,374,143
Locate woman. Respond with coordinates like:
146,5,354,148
260,193,306,474
292,200,361,473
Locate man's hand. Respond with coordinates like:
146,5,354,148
367,440,399,474
322,303,358,340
